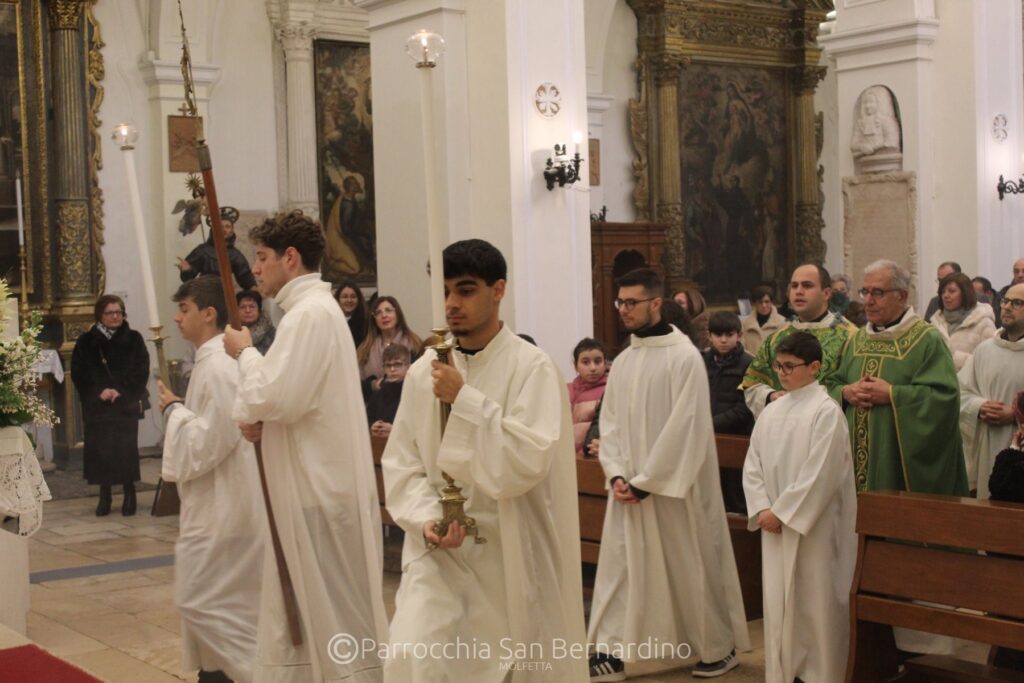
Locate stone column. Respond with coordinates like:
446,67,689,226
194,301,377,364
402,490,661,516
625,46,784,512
651,53,688,284
276,24,320,217
49,0,94,305
793,65,827,265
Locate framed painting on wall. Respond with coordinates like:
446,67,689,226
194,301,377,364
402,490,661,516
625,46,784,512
679,64,789,304
313,40,376,286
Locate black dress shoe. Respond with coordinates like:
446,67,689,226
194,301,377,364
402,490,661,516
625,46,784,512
198,670,233,683
96,485,112,517
121,483,137,516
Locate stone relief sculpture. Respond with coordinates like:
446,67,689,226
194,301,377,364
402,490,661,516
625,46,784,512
851,85,902,174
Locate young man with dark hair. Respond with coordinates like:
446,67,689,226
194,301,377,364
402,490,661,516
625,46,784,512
382,238,587,681
222,210,388,682
705,310,754,514
743,331,856,683
157,276,264,683
742,263,856,419
588,268,748,681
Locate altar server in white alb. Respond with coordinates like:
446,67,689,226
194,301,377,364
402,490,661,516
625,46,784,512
382,239,587,682
158,275,264,683
959,282,1024,497
743,331,857,683
223,211,388,682
588,268,749,682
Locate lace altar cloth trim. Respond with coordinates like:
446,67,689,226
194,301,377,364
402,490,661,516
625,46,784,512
0,427,52,536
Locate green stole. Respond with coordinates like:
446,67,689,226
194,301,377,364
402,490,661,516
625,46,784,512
741,312,856,394
828,311,969,495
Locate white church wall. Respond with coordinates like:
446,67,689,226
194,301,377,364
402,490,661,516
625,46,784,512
94,1,279,446
593,0,638,224
973,0,1024,290
362,0,591,377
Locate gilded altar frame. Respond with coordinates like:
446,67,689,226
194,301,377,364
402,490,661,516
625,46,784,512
3,0,107,458
627,0,833,305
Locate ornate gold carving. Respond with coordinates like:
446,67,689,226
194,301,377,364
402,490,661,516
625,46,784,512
86,1,106,294
650,53,689,86
628,57,650,220
792,65,827,95
670,14,791,50
63,321,91,345
48,0,84,31
32,1,53,308
56,201,92,294
656,203,685,280
795,202,826,265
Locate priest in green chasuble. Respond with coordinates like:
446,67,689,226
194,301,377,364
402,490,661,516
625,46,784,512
830,259,968,656
742,264,857,419
830,259,968,495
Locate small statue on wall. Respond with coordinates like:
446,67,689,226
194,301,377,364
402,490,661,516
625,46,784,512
850,85,902,174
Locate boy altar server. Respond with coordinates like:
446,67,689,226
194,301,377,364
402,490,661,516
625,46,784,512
382,239,587,682
743,332,857,683
588,268,749,681
223,211,388,682
158,276,264,683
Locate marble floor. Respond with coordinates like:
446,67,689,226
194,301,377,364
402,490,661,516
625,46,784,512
19,460,768,681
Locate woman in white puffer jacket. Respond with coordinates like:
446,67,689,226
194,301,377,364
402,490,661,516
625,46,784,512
931,271,997,370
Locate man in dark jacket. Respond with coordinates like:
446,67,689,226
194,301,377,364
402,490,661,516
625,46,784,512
703,310,754,513
177,207,257,291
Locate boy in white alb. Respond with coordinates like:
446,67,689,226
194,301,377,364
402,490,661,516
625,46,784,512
158,275,264,683
743,331,857,683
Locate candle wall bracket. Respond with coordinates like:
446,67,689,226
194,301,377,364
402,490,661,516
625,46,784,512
544,144,583,191
997,174,1024,201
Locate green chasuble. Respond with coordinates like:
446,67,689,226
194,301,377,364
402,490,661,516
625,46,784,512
741,311,857,417
827,309,969,495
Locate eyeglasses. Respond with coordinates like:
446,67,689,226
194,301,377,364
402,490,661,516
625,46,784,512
1000,298,1024,310
858,287,899,299
772,361,807,375
102,309,125,317
373,307,396,317
614,297,656,311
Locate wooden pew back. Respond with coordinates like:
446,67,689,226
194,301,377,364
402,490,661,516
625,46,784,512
846,491,1024,682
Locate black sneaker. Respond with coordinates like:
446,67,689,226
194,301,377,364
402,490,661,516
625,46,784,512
589,654,625,682
692,649,738,678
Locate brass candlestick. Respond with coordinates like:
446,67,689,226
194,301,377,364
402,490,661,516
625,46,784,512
430,326,485,546
149,324,170,386
17,245,29,327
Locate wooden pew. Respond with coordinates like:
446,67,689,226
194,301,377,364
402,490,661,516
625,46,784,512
846,491,1024,683
576,434,762,620
370,432,762,619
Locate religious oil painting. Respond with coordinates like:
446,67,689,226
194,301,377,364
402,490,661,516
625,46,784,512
679,64,789,304
314,40,376,286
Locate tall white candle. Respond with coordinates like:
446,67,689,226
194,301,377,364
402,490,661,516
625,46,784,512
121,148,160,329
15,175,24,247
419,64,446,329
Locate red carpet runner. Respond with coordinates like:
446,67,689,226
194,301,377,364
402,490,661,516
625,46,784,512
0,644,103,682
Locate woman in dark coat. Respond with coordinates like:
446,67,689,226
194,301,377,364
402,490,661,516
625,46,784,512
71,294,150,516
334,280,369,347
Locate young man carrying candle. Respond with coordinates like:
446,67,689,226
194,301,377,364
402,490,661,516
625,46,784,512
382,239,587,682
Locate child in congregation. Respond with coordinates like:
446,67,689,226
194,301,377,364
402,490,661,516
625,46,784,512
567,337,608,456
742,331,857,683
704,311,755,513
367,343,411,439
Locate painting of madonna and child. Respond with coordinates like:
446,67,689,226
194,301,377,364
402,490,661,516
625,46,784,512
679,64,791,305
314,40,377,286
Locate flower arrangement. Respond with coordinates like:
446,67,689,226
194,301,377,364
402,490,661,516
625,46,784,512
0,280,58,428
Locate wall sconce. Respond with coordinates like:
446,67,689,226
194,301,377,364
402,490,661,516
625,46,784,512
543,132,584,191
997,174,1024,201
